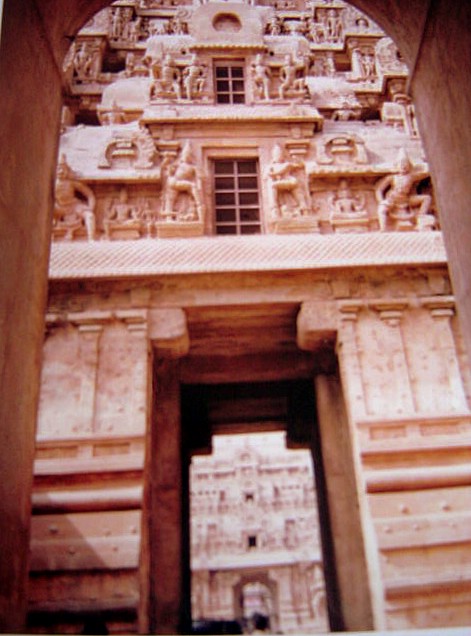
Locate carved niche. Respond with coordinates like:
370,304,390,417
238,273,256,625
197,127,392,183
98,123,158,170
315,133,368,166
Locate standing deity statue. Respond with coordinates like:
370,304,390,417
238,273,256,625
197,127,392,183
53,155,96,240
375,149,432,231
161,142,203,221
359,50,376,81
251,54,272,101
278,54,308,99
110,7,124,40
325,9,343,43
268,143,309,217
182,54,206,100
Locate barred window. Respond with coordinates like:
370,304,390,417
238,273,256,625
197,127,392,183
214,61,245,104
213,159,261,235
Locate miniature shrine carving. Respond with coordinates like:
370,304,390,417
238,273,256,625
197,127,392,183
53,155,96,241
375,149,433,231
98,124,157,170
316,134,368,165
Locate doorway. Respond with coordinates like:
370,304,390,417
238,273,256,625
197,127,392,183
182,380,339,634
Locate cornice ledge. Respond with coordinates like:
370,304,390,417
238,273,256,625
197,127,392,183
49,231,447,281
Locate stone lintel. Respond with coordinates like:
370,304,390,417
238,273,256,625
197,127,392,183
296,301,337,352
149,307,189,358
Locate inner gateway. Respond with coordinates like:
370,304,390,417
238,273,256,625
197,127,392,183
182,378,339,634
189,423,329,633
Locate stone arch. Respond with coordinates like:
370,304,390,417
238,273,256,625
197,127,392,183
1,0,471,631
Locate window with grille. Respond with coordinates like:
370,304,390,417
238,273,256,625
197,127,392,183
213,159,261,235
214,61,245,104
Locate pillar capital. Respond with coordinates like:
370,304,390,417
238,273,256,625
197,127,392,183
149,308,189,358
296,301,337,352
370,300,409,326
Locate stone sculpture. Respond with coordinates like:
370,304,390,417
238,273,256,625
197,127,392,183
161,142,203,221
375,149,432,231
53,155,96,241
278,54,308,100
329,179,366,218
268,143,309,217
182,54,207,100
251,54,272,101
151,52,182,100
103,189,143,239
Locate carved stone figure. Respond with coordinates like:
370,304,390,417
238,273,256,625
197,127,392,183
151,53,182,100
278,54,308,100
325,9,343,43
251,54,272,101
73,41,102,80
268,143,309,217
182,54,206,100
359,50,376,81
375,149,432,231
103,188,142,239
161,142,203,221
266,15,282,35
53,155,96,241
329,180,366,218
110,7,125,40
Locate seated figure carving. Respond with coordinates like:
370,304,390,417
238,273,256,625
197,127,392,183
161,142,203,222
150,53,182,100
329,180,367,218
268,143,309,217
103,188,142,239
375,149,433,231
53,155,96,240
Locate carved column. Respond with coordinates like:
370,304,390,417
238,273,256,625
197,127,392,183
370,301,415,416
148,309,190,634
337,301,367,420
421,297,468,412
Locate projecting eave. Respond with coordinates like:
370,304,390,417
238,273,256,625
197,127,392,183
48,232,447,281
142,103,323,131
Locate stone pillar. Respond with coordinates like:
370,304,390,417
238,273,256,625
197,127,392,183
297,302,375,630
148,309,190,634
0,0,63,628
